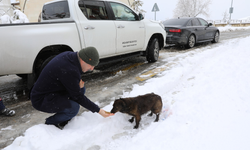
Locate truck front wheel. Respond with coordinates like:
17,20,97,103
146,38,159,63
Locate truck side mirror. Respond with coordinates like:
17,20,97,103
138,13,144,20
208,23,213,26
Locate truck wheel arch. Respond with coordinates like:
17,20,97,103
32,45,73,80
146,34,164,62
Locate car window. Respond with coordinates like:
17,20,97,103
110,2,137,21
191,19,201,26
186,21,192,26
42,1,70,20
198,18,208,26
163,19,189,26
78,1,108,20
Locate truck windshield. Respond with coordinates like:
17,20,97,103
42,1,70,20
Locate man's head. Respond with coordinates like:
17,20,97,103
78,47,99,72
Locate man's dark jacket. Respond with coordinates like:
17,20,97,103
30,51,100,113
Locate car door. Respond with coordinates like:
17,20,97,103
198,18,214,40
109,2,145,54
77,1,116,58
191,18,205,41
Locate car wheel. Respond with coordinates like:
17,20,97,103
212,31,219,43
147,38,159,63
186,34,196,48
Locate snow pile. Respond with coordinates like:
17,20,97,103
11,10,29,23
218,26,250,32
4,36,250,149
0,10,29,24
0,14,11,24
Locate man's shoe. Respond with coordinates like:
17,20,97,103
0,108,15,116
45,120,70,130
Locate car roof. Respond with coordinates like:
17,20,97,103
163,17,200,26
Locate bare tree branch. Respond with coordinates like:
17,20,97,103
130,0,146,13
173,0,211,18
222,10,229,22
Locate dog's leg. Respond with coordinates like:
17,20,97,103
154,113,160,122
129,117,134,123
148,111,153,117
134,115,141,129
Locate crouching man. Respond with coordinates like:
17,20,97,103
30,47,113,129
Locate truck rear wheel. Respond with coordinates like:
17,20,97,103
146,38,159,63
34,55,56,81
38,55,56,75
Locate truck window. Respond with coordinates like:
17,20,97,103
42,1,70,20
78,1,108,20
110,2,138,21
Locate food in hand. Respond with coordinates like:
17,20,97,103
105,111,111,114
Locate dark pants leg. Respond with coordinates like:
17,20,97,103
45,100,79,125
0,98,5,111
45,87,85,125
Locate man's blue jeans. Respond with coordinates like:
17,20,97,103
45,87,85,125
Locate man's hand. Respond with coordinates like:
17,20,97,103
99,109,114,118
79,79,84,88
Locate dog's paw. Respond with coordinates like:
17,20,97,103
147,112,153,117
154,118,159,122
133,125,139,129
129,117,134,123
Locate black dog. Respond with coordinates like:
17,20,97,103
111,93,162,129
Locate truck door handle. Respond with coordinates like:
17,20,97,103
117,25,125,28
84,26,95,30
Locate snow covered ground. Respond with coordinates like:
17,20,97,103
3,28,250,150
218,26,250,32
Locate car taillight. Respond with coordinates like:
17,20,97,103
169,29,181,33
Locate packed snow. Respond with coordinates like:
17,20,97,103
3,28,250,150
218,26,250,32
11,10,29,23
0,10,29,24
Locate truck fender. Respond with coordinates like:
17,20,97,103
27,45,73,89
146,34,164,62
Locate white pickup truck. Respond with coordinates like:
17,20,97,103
0,0,166,87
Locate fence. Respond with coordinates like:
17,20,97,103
0,0,10,22
0,0,16,24
0,7,13,16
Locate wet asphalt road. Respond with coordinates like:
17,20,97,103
1,29,250,149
